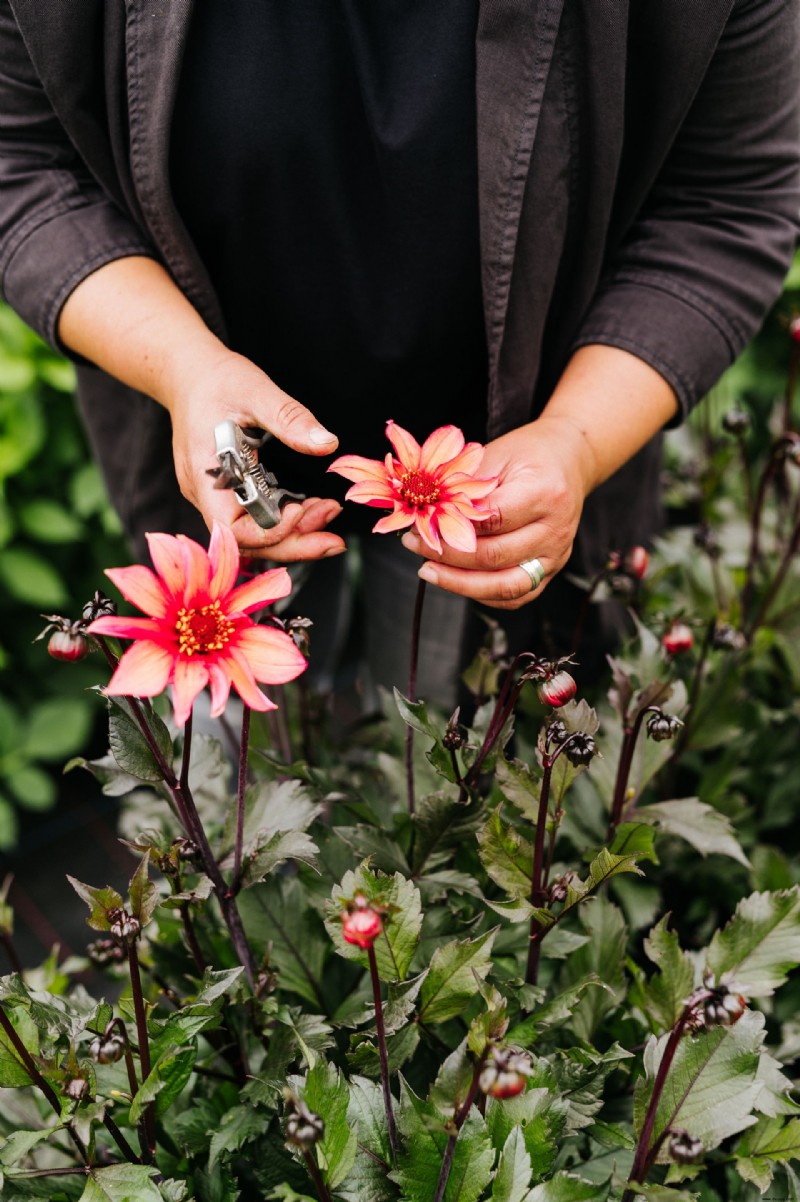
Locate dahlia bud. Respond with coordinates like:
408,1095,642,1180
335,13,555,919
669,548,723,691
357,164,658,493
108,908,141,946
563,732,596,766
47,628,90,662
607,573,637,601
712,623,746,652
662,623,693,655
341,893,383,949
87,938,126,967
171,836,202,863
284,1096,325,1149
546,719,568,747
82,591,117,622
537,670,577,708
646,711,683,742
478,1047,534,1100
669,1129,704,1165
89,1032,126,1065
548,870,578,904
623,546,650,581
65,1075,90,1102
790,315,800,345
443,707,466,751
722,409,750,436
701,986,746,1029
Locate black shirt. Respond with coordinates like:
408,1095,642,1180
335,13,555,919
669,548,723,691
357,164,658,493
171,0,488,519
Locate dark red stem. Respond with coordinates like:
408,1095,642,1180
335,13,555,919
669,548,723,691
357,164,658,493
405,579,427,817
368,944,399,1164
302,1147,334,1202
432,1061,483,1202
126,943,155,1162
233,705,252,887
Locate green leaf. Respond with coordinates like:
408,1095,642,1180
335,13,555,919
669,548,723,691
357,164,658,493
22,698,94,763
558,897,627,1042
411,792,482,876
327,864,422,983
509,978,613,1045
208,1104,264,1169
485,1089,566,1182
609,823,659,865
524,1173,610,1201
339,1074,396,1201
492,1126,532,1202
392,1079,494,1202
4,766,57,811
706,887,800,998
240,876,328,1009
66,877,124,933
299,1060,358,1190
0,1126,59,1166
221,778,323,864
0,547,66,607
393,690,441,741
418,929,497,1024
78,1165,163,1202
737,1115,800,1163
477,809,533,899
626,1186,697,1202
640,915,695,1032
130,1045,197,1124
634,1009,768,1160
0,1040,33,1087
18,499,83,543
636,798,749,866
240,829,319,888
554,1044,633,1135
108,699,174,782
495,759,544,824
128,853,159,928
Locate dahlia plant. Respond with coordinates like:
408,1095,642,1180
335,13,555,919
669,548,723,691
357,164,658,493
2,397,800,1202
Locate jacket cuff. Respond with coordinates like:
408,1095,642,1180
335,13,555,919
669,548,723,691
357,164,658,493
1,199,156,355
571,272,748,422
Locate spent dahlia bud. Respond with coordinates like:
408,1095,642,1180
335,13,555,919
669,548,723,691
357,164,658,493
443,707,466,751
662,623,693,655
478,1047,534,1100
537,670,577,708
47,627,90,662
341,893,383,949
171,836,202,863
548,870,578,904
89,1032,126,1065
284,1096,325,1149
65,1075,90,1102
713,622,746,652
563,732,596,766
607,572,637,601
646,711,683,742
623,546,650,581
108,908,141,946
700,983,746,1029
82,591,117,622
546,718,568,747
87,937,126,967
722,409,751,436
669,1129,704,1165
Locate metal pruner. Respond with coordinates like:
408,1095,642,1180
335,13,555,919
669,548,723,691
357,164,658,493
208,420,305,529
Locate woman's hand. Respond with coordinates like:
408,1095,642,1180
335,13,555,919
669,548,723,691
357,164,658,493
401,415,595,608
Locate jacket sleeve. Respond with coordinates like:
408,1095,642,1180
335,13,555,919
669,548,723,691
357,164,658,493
572,0,800,418
0,1,155,351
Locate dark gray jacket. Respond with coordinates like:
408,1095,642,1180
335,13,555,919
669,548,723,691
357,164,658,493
1,0,798,562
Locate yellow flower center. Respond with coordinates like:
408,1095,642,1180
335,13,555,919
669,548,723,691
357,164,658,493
399,470,440,509
175,601,235,656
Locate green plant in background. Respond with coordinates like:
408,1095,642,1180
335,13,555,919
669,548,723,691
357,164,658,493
0,303,127,847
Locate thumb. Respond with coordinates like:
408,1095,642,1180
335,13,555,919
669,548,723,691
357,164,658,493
259,382,338,457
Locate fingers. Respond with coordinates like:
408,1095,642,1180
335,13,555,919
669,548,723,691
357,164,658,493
417,555,554,610
225,499,346,563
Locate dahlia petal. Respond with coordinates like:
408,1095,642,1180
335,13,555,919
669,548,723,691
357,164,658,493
87,615,166,640
386,421,421,468
146,532,186,597
104,565,170,618
444,473,500,500
104,640,175,699
235,626,307,684
420,425,465,472
171,657,209,727
228,567,293,615
208,522,241,598
442,442,486,478
178,534,212,604
207,662,233,718
373,508,416,535
345,480,395,506
328,454,390,485
437,505,479,552
225,650,277,712
414,511,442,555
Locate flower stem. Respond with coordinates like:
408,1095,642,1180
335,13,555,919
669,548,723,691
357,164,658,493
126,943,155,1162
406,579,427,817
608,707,658,837
526,735,579,985
367,944,399,1164
745,514,800,640
302,1148,333,1202
105,1017,147,1158
233,705,252,887
742,446,782,618
464,656,534,790
1,932,22,975
432,1062,483,1202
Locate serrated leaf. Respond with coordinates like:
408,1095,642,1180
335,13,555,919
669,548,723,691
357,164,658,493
495,759,544,823
509,977,612,1045
393,690,441,740
208,1105,264,1169
418,929,497,1024
558,897,627,1042
738,1116,800,1163
108,699,174,782
128,853,159,927
707,887,800,997
392,1080,494,1202
411,792,482,876
78,1164,162,1202
130,1045,196,1124
0,1126,58,1166
634,1009,767,1160
636,798,749,866
299,1060,357,1189
346,1075,393,1192
524,1172,611,1201
486,1088,566,1182
240,829,319,888
640,916,694,1032
221,778,323,864
492,1126,532,1202
478,810,533,899
65,878,123,933
327,864,422,983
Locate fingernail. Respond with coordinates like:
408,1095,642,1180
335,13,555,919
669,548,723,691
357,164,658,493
323,545,346,557
310,427,337,446
401,534,415,550
418,564,438,585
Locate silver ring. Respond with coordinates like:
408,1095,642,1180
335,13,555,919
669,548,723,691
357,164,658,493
519,557,546,591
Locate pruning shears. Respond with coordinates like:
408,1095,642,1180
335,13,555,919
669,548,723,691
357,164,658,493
207,420,305,530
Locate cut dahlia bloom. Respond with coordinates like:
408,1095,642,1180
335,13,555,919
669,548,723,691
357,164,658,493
87,523,307,726
328,420,499,555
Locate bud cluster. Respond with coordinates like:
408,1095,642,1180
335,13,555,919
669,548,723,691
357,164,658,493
478,1046,534,1100
284,1094,325,1149
37,593,117,664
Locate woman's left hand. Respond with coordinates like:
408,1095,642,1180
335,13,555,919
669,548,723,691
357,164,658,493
400,415,595,609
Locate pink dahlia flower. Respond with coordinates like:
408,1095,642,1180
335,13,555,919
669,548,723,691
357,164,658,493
87,523,306,725
328,420,499,555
